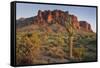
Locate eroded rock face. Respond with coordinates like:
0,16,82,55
36,10,81,30
79,21,93,32
47,11,52,23
17,10,93,32
36,10,78,27
70,15,80,30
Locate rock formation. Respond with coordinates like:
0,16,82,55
17,10,93,32
79,21,93,32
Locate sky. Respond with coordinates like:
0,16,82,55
16,3,97,32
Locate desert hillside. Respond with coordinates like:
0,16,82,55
16,10,97,65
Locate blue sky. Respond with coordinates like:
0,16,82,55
16,3,97,32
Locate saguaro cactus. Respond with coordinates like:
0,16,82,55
65,14,75,58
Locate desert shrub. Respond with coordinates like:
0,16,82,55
73,46,86,60
83,51,97,61
63,45,69,53
45,33,66,47
47,46,65,59
16,31,42,65
16,32,33,65
73,32,96,61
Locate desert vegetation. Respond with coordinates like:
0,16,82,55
16,10,97,65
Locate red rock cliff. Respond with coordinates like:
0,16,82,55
79,21,93,32
17,10,93,32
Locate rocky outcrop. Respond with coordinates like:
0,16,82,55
70,15,80,29
17,10,93,32
79,21,93,32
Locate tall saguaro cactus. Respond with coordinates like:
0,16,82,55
65,14,75,58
